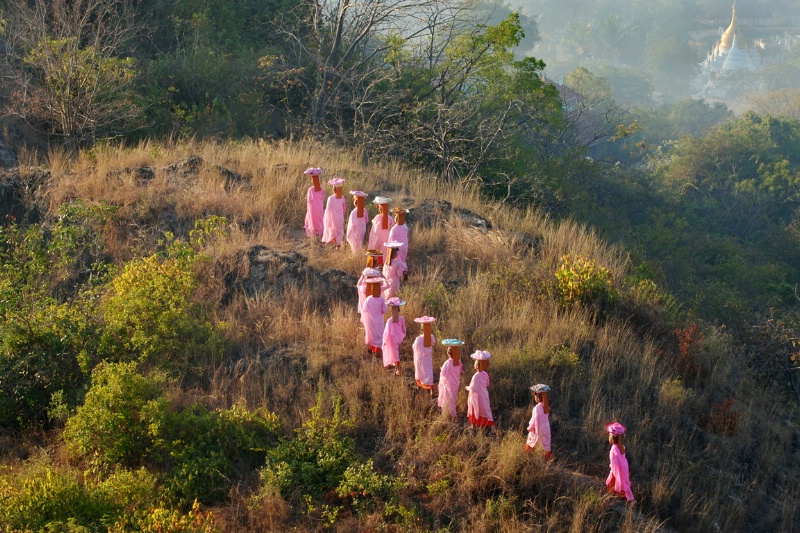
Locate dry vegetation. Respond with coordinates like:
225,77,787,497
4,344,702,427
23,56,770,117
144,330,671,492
8,138,800,531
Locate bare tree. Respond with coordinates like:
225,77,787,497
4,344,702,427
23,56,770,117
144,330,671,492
4,0,141,146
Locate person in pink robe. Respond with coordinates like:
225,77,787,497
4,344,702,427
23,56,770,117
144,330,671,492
526,384,552,459
367,196,395,253
303,168,324,238
412,316,436,395
357,267,382,314
438,340,464,417
346,190,368,254
382,242,407,299
605,422,634,502
322,178,347,246
360,278,387,354
466,350,494,428
388,208,409,264
382,297,407,375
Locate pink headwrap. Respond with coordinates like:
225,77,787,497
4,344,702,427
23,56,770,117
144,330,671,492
606,422,626,436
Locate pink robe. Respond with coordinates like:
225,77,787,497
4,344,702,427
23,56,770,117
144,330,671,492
304,186,325,237
437,358,462,417
387,223,409,263
466,371,493,426
356,276,367,314
382,316,406,367
360,295,387,349
346,208,368,254
412,334,435,385
367,214,394,252
322,195,346,244
382,257,407,299
526,402,551,451
606,444,634,501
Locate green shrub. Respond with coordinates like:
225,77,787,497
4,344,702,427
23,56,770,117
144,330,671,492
258,392,357,500
0,455,157,532
108,500,219,533
152,404,280,505
0,300,97,427
100,238,224,372
64,361,167,468
554,254,617,308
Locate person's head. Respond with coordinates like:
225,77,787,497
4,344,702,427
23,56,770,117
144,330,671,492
606,422,626,445
534,392,543,403
392,208,407,225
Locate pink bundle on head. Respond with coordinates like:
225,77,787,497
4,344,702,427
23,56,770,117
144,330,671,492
414,316,436,324
362,267,382,278
304,168,322,176
386,297,406,307
350,190,366,197
606,422,626,435
328,177,346,186
470,350,491,360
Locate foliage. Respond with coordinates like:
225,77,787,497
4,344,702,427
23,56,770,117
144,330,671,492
0,456,158,532
151,404,280,505
336,459,404,514
259,391,357,500
109,500,219,533
63,361,167,468
5,0,141,145
65,362,280,505
554,254,616,308
0,204,115,427
100,231,224,371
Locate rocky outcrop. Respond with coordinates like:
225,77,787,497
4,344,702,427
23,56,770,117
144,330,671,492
409,199,491,230
0,140,17,170
221,245,357,306
0,168,50,225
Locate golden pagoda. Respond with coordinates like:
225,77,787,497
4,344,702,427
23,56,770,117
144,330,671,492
719,3,741,52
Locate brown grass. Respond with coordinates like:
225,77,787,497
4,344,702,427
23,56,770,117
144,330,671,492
3,138,795,532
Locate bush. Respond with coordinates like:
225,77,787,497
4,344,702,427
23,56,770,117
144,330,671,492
108,500,219,533
100,234,224,372
64,361,167,468
152,404,280,505
0,455,157,532
0,300,97,427
258,392,357,500
554,254,617,308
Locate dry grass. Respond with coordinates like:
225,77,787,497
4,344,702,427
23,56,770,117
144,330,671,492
9,138,797,532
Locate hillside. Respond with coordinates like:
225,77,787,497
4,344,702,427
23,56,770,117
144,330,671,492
0,139,797,532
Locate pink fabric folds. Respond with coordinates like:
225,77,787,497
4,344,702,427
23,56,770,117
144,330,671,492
606,444,634,501
382,257,407,299
367,214,394,253
466,371,493,425
360,295,387,349
382,316,406,367
387,223,408,262
526,402,551,451
346,207,367,254
304,186,325,237
322,195,347,244
437,358,462,417
412,334,436,385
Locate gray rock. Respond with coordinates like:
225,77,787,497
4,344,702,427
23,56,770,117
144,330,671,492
0,140,17,170
221,245,357,307
0,168,49,225
408,199,491,230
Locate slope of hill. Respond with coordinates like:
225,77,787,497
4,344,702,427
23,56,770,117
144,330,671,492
0,139,797,532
